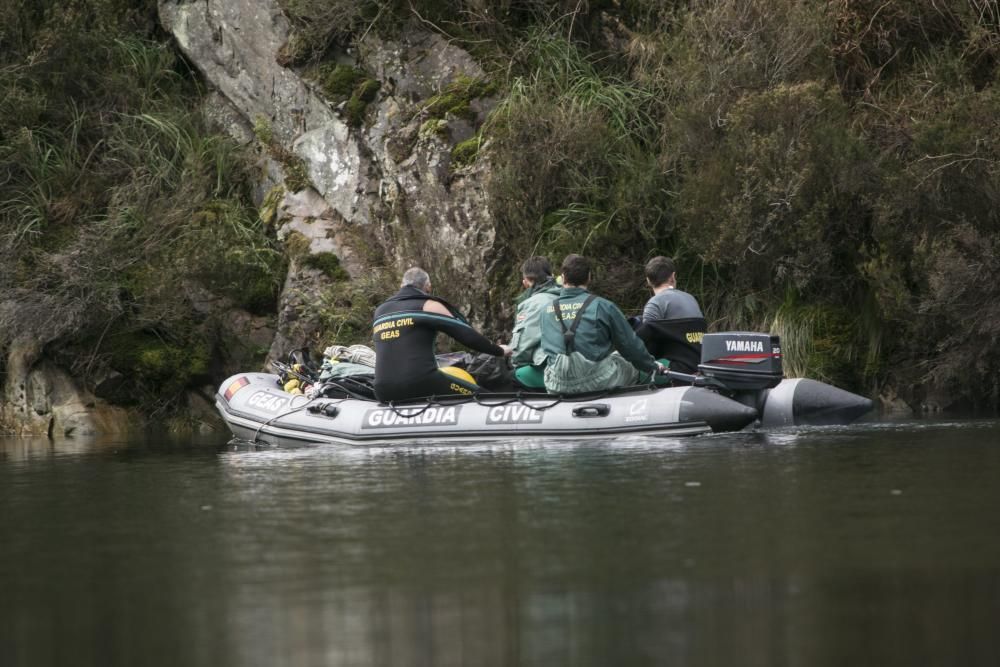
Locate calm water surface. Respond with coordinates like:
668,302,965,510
2,420,999,666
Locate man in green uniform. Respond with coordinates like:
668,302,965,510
510,256,562,390
540,254,664,394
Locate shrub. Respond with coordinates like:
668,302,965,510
0,10,284,412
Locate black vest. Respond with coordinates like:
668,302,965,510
635,317,706,374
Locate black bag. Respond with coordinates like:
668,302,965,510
437,352,514,391
465,353,514,390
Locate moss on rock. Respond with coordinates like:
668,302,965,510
451,134,482,166
301,251,350,280
318,63,364,101
424,75,498,121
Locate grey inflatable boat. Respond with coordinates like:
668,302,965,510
215,332,873,446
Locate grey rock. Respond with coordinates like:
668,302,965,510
159,0,501,369
0,339,132,436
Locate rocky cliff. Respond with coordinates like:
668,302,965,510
1,1,505,436
159,0,501,359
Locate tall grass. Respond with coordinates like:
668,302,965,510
0,14,284,410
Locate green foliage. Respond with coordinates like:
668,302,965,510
770,291,872,389
274,0,602,63
345,78,381,127
677,82,872,297
317,63,364,100
301,252,351,281
306,64,381,126
312,272,394,347
486,33,668,306
0,6,285,414
451,134,482,166
424,76,497,120
479,0,999,407
106,332,212,406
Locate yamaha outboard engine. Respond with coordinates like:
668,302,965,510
697,332,873,427
698,332,783,391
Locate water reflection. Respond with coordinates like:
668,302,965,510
2,421,1000,666
0,435,122,462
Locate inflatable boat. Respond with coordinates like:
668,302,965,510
215,332,874,446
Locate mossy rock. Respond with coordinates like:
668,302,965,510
318,63,364,102
344,96,368,127
419,118,449,139
355,78,380,103
451,135,482,166
284,230,312,259
106,331,213,402
344,79,381,127
301,251,350,280
424,76,498,122
281,155,311,192
259,185,286,227
253,115,274,145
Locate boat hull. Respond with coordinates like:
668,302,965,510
215,373,758,446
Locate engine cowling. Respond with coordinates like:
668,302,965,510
698,332,783,391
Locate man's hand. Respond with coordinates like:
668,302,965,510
655,361,668,374
499,344,512,357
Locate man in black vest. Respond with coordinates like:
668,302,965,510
635,256,707,374
372,267,509,402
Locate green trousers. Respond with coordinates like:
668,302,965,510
513,364,547,389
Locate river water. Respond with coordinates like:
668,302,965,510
2,420,999,667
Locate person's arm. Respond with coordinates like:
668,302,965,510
607,302,657,373
511,299,544,367
421,301,504,356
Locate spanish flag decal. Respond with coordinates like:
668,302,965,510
223,377,250,401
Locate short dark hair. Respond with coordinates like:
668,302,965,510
645,256,676,287
521,256,552,282
560,254,591,286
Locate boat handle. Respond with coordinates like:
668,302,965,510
307,403,340,418
572,404,610,418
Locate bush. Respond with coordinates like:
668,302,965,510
0,6,284,412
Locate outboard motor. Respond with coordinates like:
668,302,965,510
697,332,873,427
698,332,783,391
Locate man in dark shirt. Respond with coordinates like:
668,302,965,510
372,267,509,402
635,256,706,374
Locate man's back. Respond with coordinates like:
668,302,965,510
540,287,654,371
638,288,705,374
511,280,562,368
372,284,502,400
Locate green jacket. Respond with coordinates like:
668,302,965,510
540,287,657,374
511,278,562,368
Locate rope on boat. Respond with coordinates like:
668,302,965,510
249,396,349,444
472,392,565,412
